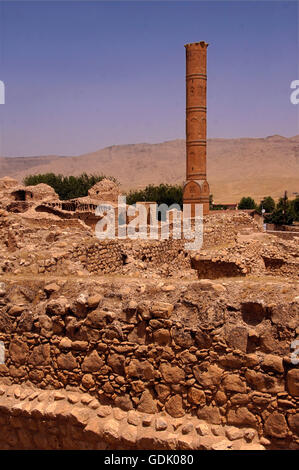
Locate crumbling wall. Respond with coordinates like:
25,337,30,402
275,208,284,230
0,279,298,449
190,259,245,279
203,212,261,248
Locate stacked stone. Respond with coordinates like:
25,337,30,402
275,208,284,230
0,279,298,448
123,239,189,266
202,212,262,249
69,240,123,274
0,383,265,450
191,236,299,280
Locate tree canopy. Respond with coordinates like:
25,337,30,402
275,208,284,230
238,197,257,210
23,172,118,200
126,184,183,208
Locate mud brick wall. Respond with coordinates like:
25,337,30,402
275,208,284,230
0,280,298,448
266,231,299,242
67,239,190,275
69,240,124,274
203,213,261,248
263,257,299,279
190,259,246,279
123,239,189,266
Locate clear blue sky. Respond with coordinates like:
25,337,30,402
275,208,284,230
0,0,298,157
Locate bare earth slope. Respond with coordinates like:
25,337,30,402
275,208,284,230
1,134,299,203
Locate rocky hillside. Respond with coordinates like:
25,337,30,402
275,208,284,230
1,134,299,203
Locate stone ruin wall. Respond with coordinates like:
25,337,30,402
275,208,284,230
0,210,263,277
0,279,298,449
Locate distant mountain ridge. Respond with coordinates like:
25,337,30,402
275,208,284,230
1,135,299,203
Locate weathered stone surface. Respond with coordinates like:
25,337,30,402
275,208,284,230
197,405,221,425
245,369,284,393
222,374,246,393
72,340,88,351
193,364,223,389
127,322,147,344
225,325,248,352
160,363,185,384
107,354,125,375
155,383,171,403
261,355,284,374
187,387,206,406
194,329,212,349
81,350,104,373
127,410,139,426
227,407,257,428
264,411,288,438
225,426,244,441
87,294,103,309
137,390,157,414
84,416,102,437
151,302,173,319
171,327,193,348
103,419,120,441
196,423,210,436
219,353,244,369
9,305,24,316
126,359,155,380
9,338,29,365
59,337,72,349
165,395,185,418
16,311,34,333
121,424,137,445
288,413,299,435
28,369,44,383
230,393,250,406
114,394,133,411
155,417,168,431
57,352,77,370
28,344,51,366
81,374,95,389
214,390,227,405
153,329,171,345
287,369,299,397
46,297,69,316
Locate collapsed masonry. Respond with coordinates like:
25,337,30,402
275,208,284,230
0,177,298,450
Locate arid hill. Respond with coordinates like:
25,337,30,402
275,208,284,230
1,134,299,203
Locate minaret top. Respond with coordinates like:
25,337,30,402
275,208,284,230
184,41,209,49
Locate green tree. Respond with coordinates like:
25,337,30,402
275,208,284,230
264,207,294,226
290,196,299,221
258,196,275,214
126,184,183,208
264,192,295,226
238,197,257,210
23,173,118,200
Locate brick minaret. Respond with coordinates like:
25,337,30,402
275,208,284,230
183,41,210,216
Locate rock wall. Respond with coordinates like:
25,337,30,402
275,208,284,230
0,383,264,450
202,212,261,248
0,279,298,449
